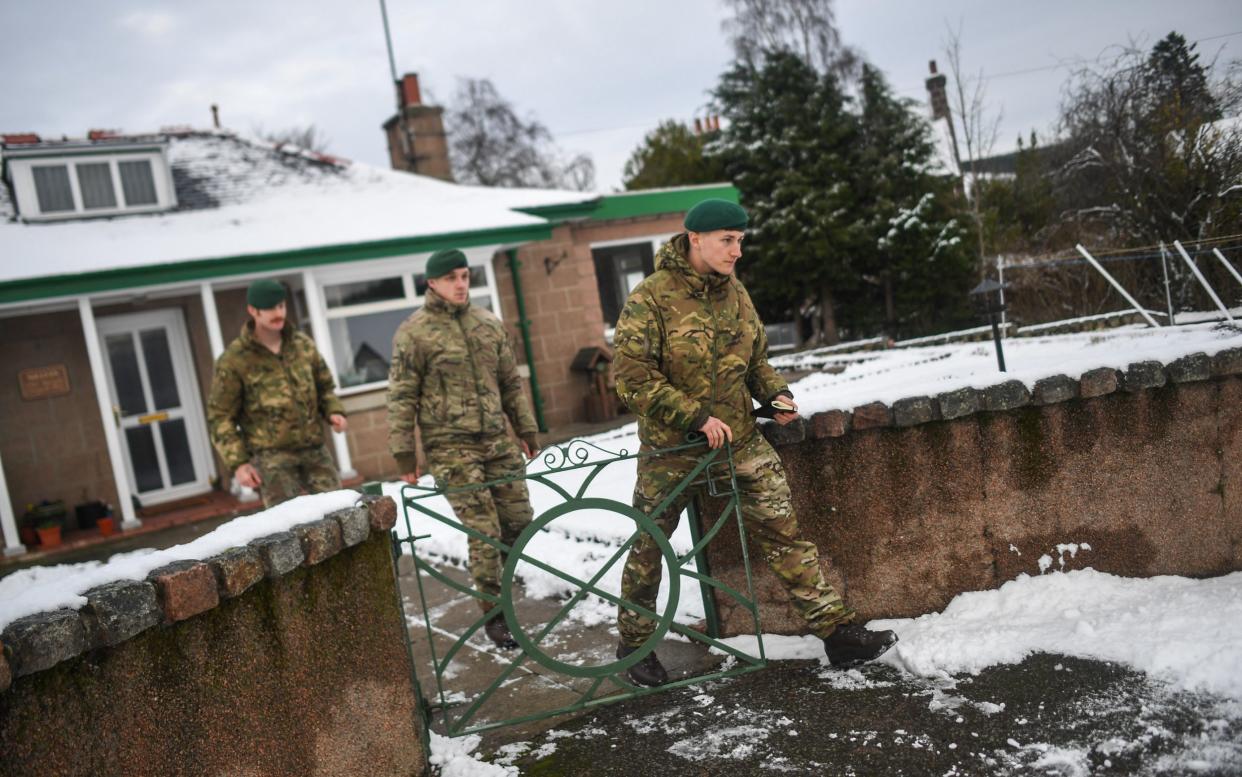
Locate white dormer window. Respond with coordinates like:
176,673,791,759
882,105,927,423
5,143,176,221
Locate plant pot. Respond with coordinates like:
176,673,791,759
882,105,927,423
35,525,62,549
19,525,39,546
97,517,116,537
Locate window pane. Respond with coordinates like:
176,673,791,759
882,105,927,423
126,425,164,493
32,165,75,213
324,277,404,308
470,294,493,312
160,419,196,486
329,307,416,387
140,328,180,410
76,162,117,209
414,266,487,296
118,159,158,206
592,243,653,327
105,333,148,416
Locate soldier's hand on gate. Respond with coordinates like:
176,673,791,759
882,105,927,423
520,435,540,460
329,413,348,433
235,463,262,489
697,416,733,449
773,397,800,426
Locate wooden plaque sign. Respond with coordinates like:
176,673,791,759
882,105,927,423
19,364,71,400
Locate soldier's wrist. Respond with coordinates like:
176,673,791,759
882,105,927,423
394,453,420,474
690,407,712,431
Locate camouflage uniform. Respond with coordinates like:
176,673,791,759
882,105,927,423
208,321,344,508
387,289,539,611
614,234,855,646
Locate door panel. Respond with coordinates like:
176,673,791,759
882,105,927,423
98,309,212,505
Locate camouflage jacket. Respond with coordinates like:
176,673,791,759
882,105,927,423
613,233,789,449
387,289,537,465
207,322,344,471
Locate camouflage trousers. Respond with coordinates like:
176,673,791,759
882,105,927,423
618,432,854,647
253,445,342,508
426,434,533,612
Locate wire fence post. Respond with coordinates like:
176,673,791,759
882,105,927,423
997,254,1007,326
1212,248,1242,293
1074,244,1162,328
1159,242,1176,325
1173,241,1234,323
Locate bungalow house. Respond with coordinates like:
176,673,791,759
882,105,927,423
0,75,739,557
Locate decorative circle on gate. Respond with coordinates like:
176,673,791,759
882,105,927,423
500,497,680,679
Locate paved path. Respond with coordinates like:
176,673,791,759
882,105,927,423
395,558,1242,776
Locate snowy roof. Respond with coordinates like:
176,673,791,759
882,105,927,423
0,129,592,292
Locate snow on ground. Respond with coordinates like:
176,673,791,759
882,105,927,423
716,569,1242,702
773,321,1242,415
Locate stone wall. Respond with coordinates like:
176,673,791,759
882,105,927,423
0,497,429,777
704,349,1242,637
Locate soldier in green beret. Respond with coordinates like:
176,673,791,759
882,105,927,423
207,279,348,508
387,248,541,650
612,198,897,686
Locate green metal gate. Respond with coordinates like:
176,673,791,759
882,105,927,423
383,436,768,737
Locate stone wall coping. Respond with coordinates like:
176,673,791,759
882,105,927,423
0,494,396,686
763,347,1242,447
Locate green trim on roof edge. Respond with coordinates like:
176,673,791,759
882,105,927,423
0,222,553,305
516,184,738,224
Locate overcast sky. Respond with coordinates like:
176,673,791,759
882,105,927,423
2,1,1239,191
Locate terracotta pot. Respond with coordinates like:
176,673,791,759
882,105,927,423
36,525,62,549
97,517,116,537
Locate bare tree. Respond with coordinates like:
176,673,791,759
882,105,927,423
255,124,332,153
1055,33,1240,247
721,0,863,81
446,78,594,191
942,22,1003,265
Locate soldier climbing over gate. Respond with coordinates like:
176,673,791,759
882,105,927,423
612,199,898,687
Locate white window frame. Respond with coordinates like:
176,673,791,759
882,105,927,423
7,147,177,221
313,248,502,396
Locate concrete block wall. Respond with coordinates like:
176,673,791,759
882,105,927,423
0,496,429,777
703,349,1242,637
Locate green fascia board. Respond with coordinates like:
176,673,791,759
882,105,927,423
0,222,553,305
590,184,738,222
513,198,602,221
516,184,739,224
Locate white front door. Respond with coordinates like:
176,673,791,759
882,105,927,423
97,309,213,506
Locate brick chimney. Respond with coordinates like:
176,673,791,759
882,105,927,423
383,73,454,181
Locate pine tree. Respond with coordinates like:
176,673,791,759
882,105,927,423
711,52,977,342
854,65,976,336
711,50,863,343
622,120,725,191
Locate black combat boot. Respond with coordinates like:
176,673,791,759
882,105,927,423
484,614,519,650
616,642,669,687
823,623,898,668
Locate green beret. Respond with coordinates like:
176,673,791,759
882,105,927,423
684,198,748,232
246,279,287,309
426,248,468,279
